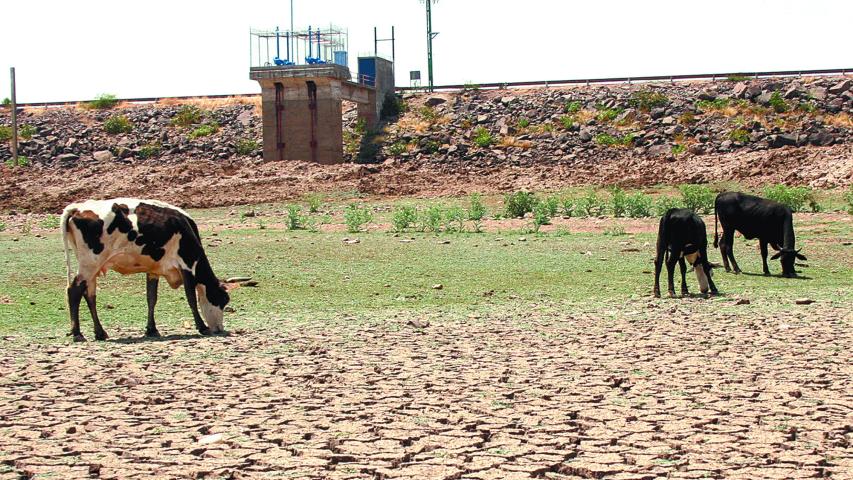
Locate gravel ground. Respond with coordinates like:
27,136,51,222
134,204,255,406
1,302,852,479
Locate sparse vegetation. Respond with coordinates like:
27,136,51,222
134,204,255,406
171,105,204,127
763,185,820,213
610,187,628,218
103,115,133,134
729,128,751,143
443,206,467,233
564,101,582,114
0,126,11,142
306,194,323,214
696,98,730,112
531,202,551,233
137,142,163,159
86,93,119,110
559,116,574,130
595,105,623,123
679,185,715,214
604,224,627,236
467,193,487,222
0,220,5,232
629,90,669,111
844,187,853,215
19,125,36,140
768,92,789,113
504,191,536,219
473,127,494,148
392,205,418,232
418,106,438,122
595,133,635,147
387,141,409,156
344,204,373,233
420,205,444,233
236,139,260,156
654,195,683,216
727,75,750,82
40,214,60,230
516,118,530,129
381,93,406,118
671,144,687,155
189,122,219,139
286,205,306,230
625,192,653,218
5,156,30,167
575,190,607,217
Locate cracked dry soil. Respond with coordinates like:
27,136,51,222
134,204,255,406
1,303,851,479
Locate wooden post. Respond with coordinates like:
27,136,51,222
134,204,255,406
10,67,18,166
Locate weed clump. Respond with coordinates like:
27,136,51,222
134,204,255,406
504,191,536,219
392,205,418,232
844,187,853,215
171,105,204,127
189,122,219,139
763,185,819,213
104,115,133,134
629,90,669,111
473,127,493,148
679,185,715,214
237,139,259,156
344,204,373,233
86,93,119,110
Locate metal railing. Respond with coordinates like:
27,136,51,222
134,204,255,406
6,67,850,107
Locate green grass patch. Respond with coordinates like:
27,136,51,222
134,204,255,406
85,93,119,110
103,115,133,134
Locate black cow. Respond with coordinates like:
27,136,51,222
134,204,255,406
714,192,806,277
61,198,231,341
654,208,719,298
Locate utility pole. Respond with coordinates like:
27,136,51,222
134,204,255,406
424,1,438,92
10,67,18,166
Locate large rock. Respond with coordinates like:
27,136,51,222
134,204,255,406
92,150,114,162
425,96,447,107
732,82,749,99
756,91,773,105
769,134,799,148
828,79,851,95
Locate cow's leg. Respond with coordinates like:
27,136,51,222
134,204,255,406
760,240,771,276
707,268,719,295
83,280,108,341
722,229,741,274
653,252,664,298
146,275,161,338
719,229,732,272
679,257,689,296
67,277,87,342
665,255,678,298
182,270,211,336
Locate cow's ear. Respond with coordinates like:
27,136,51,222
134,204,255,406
223,282,240,292
770,251,782,260
796,253,807,261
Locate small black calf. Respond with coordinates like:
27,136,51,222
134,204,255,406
654,208,719,298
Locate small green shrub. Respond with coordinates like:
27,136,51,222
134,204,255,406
543,196,560,217
654,195,683,216
559,116,574,130
381,93,406,118
629,90,669,111
531,202,551,233
729,128,750,143
610,187,627,217
392,205,418,232
189,122,219,139
679,184,715,214
844,187,853,215
564,101,582,114
595,133,635,147
561,198,576,217
696,98,730,111
418,106,438,121
1,98,10,106
5,156,30,167
137,142,163,159
473,127,493,148
796,101,817,113
19,125,36,140
0,220,5,232
727,75,750,82
387,141,408,156
671,144,687,155
40,214,60,229
87,93,118,110
576,190,607,217
468,193,487,221
344,204,373,233
516,118,530,129
236,139,259,155
306,194,323,213
0,126,11,142
595,105,622,122
504,191,536,218
444,206,467,233
171,105,204,127
768,92,789,113
420,205,444,233
103,115,133,134
420,139,440,154
763,185,819,213
625,192,653,218
285,205,305,230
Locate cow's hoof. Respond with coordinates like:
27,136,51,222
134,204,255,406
95,331,109,341
145,329,161,338
197,327,211,336
763,271,771,276
668,291,676,298
653,292,661,298
73,334,86,343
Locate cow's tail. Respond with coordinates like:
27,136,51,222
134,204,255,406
60,207,74,287
713,201,720,249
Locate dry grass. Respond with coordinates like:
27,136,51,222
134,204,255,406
498,136,533,149
823,112,853,129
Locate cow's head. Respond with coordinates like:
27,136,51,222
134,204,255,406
771,248,807,277
196,282,231,333
684,245,715,294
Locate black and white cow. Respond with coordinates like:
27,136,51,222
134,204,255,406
61,198,231,341
714,191,806,277
654,208,719,298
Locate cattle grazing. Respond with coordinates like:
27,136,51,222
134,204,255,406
714,192,806,277
61,198,230,341
654,208,719,298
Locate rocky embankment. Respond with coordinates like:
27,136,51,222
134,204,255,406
0,76,851,212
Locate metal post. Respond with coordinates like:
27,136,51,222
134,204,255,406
391,26,396,87
10,67,18,166
374,27,378,57
426,1,435,92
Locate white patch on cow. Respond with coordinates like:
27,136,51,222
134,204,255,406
694,265,710,294
196,283,225,333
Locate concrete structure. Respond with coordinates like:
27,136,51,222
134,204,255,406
250,57,394,164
